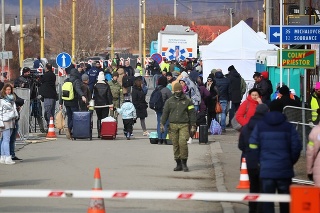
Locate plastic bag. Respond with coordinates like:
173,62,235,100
210,119,222,135
55,110,65,130
101,116,116,122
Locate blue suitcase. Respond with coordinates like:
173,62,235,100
72,111,92,140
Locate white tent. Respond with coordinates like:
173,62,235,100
201,20,278,81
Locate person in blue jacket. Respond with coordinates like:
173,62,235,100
238,103,269,213
249,100,302,213
86,61,100,93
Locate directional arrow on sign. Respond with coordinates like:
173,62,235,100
273,32,281,38
61,54,66,68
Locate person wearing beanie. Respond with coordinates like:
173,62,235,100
79,74,91,111
59,68,86,139
160,80,197,172
226,65,244,128
166,72,176,91
117,94,136,140
238,103,269,213
276,85,300,109
93,71,113,138
154,76,172,145
108,70,122,121
249,100,301,213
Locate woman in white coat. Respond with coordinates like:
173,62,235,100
0,84,19,165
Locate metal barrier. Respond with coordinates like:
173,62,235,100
14,88,30,142
283,105,315,154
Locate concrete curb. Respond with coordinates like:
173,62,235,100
210,141,235,213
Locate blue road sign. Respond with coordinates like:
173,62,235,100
268,25,320,44
56,52,72,68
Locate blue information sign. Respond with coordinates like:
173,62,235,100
56,52,72,68
268,25,320,44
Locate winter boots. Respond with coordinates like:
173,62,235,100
173,159,182,171
181,159,189,172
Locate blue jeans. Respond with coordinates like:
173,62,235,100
10,122,18,157
66,106,79,130
153,74,161,89
261,178,291,213
194,105,199,112
216,100,228,130
44,98,56,126
156,111,169,139
1,128,12,156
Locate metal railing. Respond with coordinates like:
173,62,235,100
283,105,315,154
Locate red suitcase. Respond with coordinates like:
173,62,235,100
100,121,117,139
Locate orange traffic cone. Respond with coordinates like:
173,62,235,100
87,168,106,213
46,117,57,140
194,127,199,139
236,157,250,189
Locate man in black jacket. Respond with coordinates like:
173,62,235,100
253,72,271,105
59,68,86,139
39,63,57,127
227,65,242,126
215,69,231,132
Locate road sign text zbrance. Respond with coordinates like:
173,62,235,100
278,50,316,68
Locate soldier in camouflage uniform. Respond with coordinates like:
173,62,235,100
161,83,197,172
108,72,122,121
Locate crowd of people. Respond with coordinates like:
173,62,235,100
3,55,320,213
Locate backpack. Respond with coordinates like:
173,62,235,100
240,77,247,97
122,75,133,88
149,87,164,111
266,79,273,95
61,79,74,100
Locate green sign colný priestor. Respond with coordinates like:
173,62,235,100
277,49,316,68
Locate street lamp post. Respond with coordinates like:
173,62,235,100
72,0,76,63
19,0,24,68
40,0,44,59
139,0,142,62
1,0,5,74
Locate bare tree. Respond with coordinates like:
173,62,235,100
45,0,109,61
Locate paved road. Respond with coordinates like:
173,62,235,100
1,89,308,212
0,107,227,213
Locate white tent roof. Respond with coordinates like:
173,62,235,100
201,20,278,81
202,20,278,60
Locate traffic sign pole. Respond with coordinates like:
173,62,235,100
280,0,283,87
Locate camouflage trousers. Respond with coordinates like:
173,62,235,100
169,123,189,160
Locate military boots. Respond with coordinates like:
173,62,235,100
173,159,183,171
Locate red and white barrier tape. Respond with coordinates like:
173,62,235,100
0,190,290,202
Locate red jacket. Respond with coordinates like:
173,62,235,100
235,95,260,126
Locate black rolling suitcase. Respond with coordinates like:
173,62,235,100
72,111,92,140
199,124,208,144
